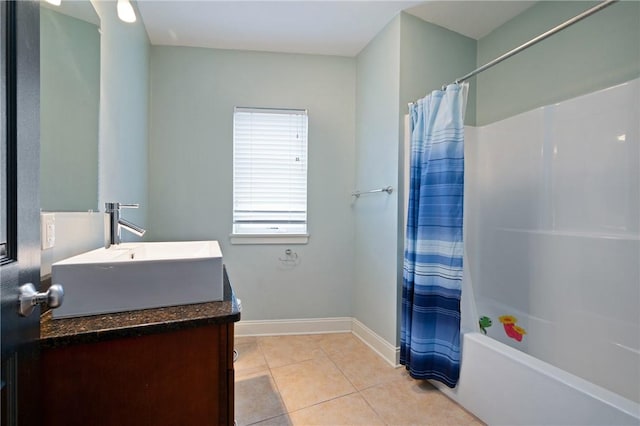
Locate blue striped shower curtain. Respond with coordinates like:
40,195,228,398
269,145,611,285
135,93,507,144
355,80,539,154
401,83,467,388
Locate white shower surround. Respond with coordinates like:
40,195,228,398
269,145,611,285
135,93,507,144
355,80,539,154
441,79,640,424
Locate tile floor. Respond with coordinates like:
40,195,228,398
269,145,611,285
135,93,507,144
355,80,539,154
234,333,485,426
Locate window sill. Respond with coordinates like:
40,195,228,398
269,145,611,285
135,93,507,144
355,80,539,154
229,234,309,245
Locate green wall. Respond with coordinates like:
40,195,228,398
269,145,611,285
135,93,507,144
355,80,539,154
353,13,477,347
476,1,640,125
354,2,638,348
353,16,402,346
66,1,639,350
400,12,477,126
148,46,357,321
93,0,150,230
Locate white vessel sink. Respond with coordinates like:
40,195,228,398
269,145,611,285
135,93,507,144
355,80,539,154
51,241,224,318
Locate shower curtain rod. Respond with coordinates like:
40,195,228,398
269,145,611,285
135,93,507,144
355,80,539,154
408,0,618,107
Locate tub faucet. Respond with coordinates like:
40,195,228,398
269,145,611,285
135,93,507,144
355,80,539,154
105,202,146,248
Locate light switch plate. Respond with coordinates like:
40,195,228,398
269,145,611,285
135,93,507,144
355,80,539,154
41,213,55,250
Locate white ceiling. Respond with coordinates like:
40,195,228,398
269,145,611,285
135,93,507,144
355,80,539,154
406,1,536,40
136,1,537,57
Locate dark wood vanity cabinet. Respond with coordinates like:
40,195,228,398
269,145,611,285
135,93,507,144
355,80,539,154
40,322,235,426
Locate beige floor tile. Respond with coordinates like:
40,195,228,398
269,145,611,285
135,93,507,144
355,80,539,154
361,376,464,425
329,344,400,391
270,355,356,412
235,336,258,345
287,393,385,426
441,400,484,426
388,372,484,425
235,337,269,378
258,334,325,369
235,370,287,426
251,414,294,426
234,334,484,426
316,333,369,359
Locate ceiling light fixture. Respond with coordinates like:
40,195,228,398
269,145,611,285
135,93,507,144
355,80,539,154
117,0,137,23
44,0,61,6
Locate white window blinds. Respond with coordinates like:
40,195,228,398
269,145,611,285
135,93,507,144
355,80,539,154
233,107,308,235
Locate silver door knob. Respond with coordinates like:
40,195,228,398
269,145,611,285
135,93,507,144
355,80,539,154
18,283,64,317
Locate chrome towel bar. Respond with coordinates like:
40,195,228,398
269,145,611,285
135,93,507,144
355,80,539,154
352,186,393,198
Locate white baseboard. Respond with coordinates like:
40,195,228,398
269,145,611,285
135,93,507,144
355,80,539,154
235,317,352,336
351,318,400,367
235,316,400,367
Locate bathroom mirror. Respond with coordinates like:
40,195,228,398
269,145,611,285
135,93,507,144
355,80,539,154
40,1,100,212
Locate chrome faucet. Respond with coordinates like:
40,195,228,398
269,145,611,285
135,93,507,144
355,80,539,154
105,202,146,248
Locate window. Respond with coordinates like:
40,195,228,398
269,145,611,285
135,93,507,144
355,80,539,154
232,107,308,244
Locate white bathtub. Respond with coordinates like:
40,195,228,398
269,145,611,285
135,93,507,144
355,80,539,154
403,80,640,424
431,332,640,425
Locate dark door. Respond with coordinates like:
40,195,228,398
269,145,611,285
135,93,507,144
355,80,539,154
1,1,41,424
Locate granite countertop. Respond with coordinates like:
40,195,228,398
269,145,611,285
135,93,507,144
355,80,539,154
40,268,241,349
